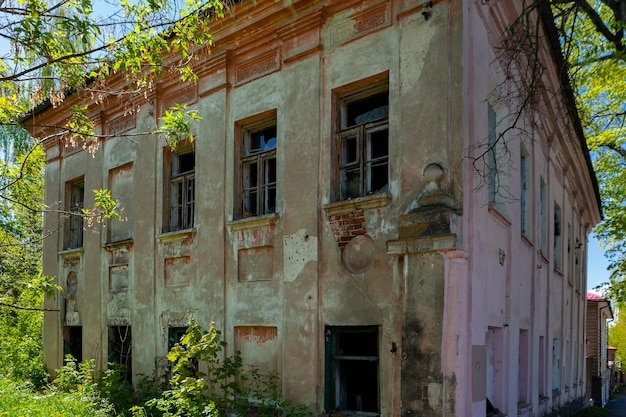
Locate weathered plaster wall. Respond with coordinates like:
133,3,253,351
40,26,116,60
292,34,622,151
34,1,601,417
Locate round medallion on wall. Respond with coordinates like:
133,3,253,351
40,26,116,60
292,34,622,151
341,235,376,275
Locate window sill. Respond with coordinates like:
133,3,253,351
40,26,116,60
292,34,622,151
103,238,134,251
521,234,533,248
488,204,511,227
59,247,84,257
228,213,278,231
324,194,390,216
156,228,197,242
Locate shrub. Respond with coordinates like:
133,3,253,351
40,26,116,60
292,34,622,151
133,319,310,417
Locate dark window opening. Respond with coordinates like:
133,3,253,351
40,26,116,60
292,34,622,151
168,327,188,351
108,326,132,382
63,326,82,363
345,92,389,128
325,326,379,415
167,326,197,378
337,85,389,201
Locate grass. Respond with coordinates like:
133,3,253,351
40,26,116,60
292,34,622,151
573,407,608,417
0,378,113,417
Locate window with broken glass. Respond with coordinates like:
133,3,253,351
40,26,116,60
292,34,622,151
241,121,277,217
169,149,195,231
65,179,84,249
337,85,389,201
325,326,380,416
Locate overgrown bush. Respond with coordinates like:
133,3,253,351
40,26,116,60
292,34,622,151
0,375,113,417
53,355,113,414
96,363,135,416
132,319,310,417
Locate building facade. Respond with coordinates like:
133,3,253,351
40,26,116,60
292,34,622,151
30,1,601,416
586,292,614,407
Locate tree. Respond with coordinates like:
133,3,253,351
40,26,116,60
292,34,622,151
0,125,49,385
0,0,229,207
609,304,626,371
485,0,626,301
0,0,230,304
550,0,626,300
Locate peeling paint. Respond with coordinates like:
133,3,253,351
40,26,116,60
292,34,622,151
283,229,317,282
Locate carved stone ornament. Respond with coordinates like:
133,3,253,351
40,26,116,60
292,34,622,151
64,272,80,326
411,163,456,212
341,234,376,275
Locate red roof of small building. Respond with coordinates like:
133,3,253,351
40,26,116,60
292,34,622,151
587,292,607,302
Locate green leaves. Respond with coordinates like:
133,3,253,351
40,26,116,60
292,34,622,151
139,319,311,417
552,0,626,300
157,103,202,148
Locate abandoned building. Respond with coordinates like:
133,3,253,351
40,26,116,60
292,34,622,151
29,0,602,416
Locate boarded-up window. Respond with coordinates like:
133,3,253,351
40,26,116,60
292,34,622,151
238,246,273,282
108,163,134,242
234,326,278,375
164,256,192,287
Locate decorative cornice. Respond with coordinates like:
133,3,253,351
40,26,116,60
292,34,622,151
323,194,391,216
275,7,327,41
227,213,278,231
235,49,281,85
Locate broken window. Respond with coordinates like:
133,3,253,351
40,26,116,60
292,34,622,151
65,179,84,249
63,326,82,363
241,120,277,217
108,326,132,382
168,148,195,231
324,326,379,415
337,83,389,201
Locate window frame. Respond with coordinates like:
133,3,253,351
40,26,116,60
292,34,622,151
238,117,277,218
553,202,562,271
486,102,510,215
324,325,380,415
520,146,530,238
335,81,389,202
165,146,195,232
65,178,84,249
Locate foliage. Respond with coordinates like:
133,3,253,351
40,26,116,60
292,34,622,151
51,356,114,414
95,363,135,416
572,405,609,417
0,377,113,417
0,0,219,254
0,126,51,387
134,319,311,417
609,305,626,371
549,0,626,299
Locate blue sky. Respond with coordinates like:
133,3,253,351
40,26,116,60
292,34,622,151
588,234,611,291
